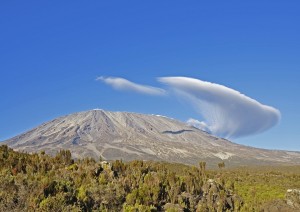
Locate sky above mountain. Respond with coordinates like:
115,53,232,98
1,1,300,150
98,76,281,139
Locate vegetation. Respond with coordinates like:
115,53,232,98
0,145,299,211
217,166,300,211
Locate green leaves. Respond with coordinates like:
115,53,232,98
2,145,298,211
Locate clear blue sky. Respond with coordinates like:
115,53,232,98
1,1,299,150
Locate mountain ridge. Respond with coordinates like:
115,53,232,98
3,109,300,167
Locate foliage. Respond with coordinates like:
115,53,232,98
215,166,300,211
0,145,299,211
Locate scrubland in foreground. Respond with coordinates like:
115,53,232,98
0,145,299,211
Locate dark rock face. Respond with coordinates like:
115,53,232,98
3,109,300,167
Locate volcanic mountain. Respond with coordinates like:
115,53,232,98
3,109,300,167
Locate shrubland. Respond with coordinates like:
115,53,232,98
0,145,299,211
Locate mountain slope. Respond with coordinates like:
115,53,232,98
3,109,300,167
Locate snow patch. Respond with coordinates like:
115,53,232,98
210,142,221,147
140,147,156,155
213,152,234,160
172,148,189,155
93,108,104,111
151,114,174,120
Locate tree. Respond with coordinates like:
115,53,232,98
218,162,225,169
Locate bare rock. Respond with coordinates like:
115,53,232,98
3,109,300,167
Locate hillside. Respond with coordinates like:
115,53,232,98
3,109,300,167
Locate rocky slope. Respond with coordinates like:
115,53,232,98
3,109,300,167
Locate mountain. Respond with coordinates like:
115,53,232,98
3,109,300,167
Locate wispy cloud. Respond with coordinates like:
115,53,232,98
97,76,166,96
158,77,281,139
97,75,281,139
186,118,211,133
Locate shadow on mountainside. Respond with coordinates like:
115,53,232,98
162,129,194,134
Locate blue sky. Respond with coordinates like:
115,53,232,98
1,1,299,150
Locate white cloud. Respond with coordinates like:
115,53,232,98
159,77,281,139
97,75,281,139
186,118,211,133
97,76,166,96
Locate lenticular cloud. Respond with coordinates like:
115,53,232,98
159,77,281,139
97,76,166,96
98,75,281,139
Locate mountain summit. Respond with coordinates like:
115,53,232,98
3,109,300,167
